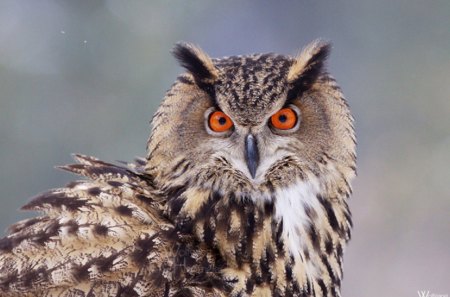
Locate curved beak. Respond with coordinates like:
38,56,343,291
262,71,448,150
245,134,259,178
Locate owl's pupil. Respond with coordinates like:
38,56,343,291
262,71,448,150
278,115,287,123
218,117,227,125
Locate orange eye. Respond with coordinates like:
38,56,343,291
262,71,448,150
271,107,298,130
209,111,234,132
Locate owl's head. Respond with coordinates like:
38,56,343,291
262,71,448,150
146,41,355,200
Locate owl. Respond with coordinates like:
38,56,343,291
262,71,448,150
0,40,356,297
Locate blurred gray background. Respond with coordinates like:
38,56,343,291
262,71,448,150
0,1,448,296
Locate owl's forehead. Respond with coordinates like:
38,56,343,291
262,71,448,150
213,54,293,125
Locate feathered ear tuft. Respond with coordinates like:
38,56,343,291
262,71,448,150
172,42,218,84
287,40,331,93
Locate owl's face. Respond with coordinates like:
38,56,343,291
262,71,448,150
147,41,355,200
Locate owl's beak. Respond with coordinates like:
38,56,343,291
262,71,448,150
245,134,259,179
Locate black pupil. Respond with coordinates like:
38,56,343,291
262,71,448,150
218,117,227,125
278,114,287,123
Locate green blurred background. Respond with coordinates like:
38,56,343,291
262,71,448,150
0,1,448,296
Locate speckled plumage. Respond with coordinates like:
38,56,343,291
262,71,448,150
0,40,356,296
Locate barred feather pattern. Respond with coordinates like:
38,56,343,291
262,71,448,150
159,151,354,297
0,41,357,297
0,155,228,297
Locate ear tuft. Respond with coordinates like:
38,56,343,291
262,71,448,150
172,42,218,83
287,40,331,85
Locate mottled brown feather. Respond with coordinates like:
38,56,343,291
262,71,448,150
1,40,355,297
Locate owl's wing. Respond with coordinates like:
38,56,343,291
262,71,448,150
0,155,179,297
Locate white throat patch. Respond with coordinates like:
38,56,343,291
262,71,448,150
274,179,322,261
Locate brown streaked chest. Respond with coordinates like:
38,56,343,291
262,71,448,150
165,179,349,296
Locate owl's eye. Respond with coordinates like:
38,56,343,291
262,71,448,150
270,107,298,130
208,111,234,132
